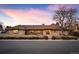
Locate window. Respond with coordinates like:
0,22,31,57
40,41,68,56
13,30,18,34
46,31,50,35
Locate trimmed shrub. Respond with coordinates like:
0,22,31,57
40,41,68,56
51,36,61,40
51,36,56,40
61,36,78,40
43,36,48,40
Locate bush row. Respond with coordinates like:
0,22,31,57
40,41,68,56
61,36,78,40
0,36,48,40
0,36,78,40
51,36,78,40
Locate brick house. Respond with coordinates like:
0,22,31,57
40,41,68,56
5,24,69,38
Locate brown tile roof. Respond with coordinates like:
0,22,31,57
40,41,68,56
6,24,62,30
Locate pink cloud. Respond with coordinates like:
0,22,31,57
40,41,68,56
1,8,55,26
3,4,75,26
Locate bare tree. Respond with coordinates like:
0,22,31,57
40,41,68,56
65,8,78,31
53,7,67,35
53,7,78,35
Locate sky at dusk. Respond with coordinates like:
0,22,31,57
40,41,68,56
0,4,79,26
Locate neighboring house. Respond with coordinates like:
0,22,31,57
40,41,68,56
5,24,69,38
0,24,3,33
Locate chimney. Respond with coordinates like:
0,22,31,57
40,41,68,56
42,24,45,26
